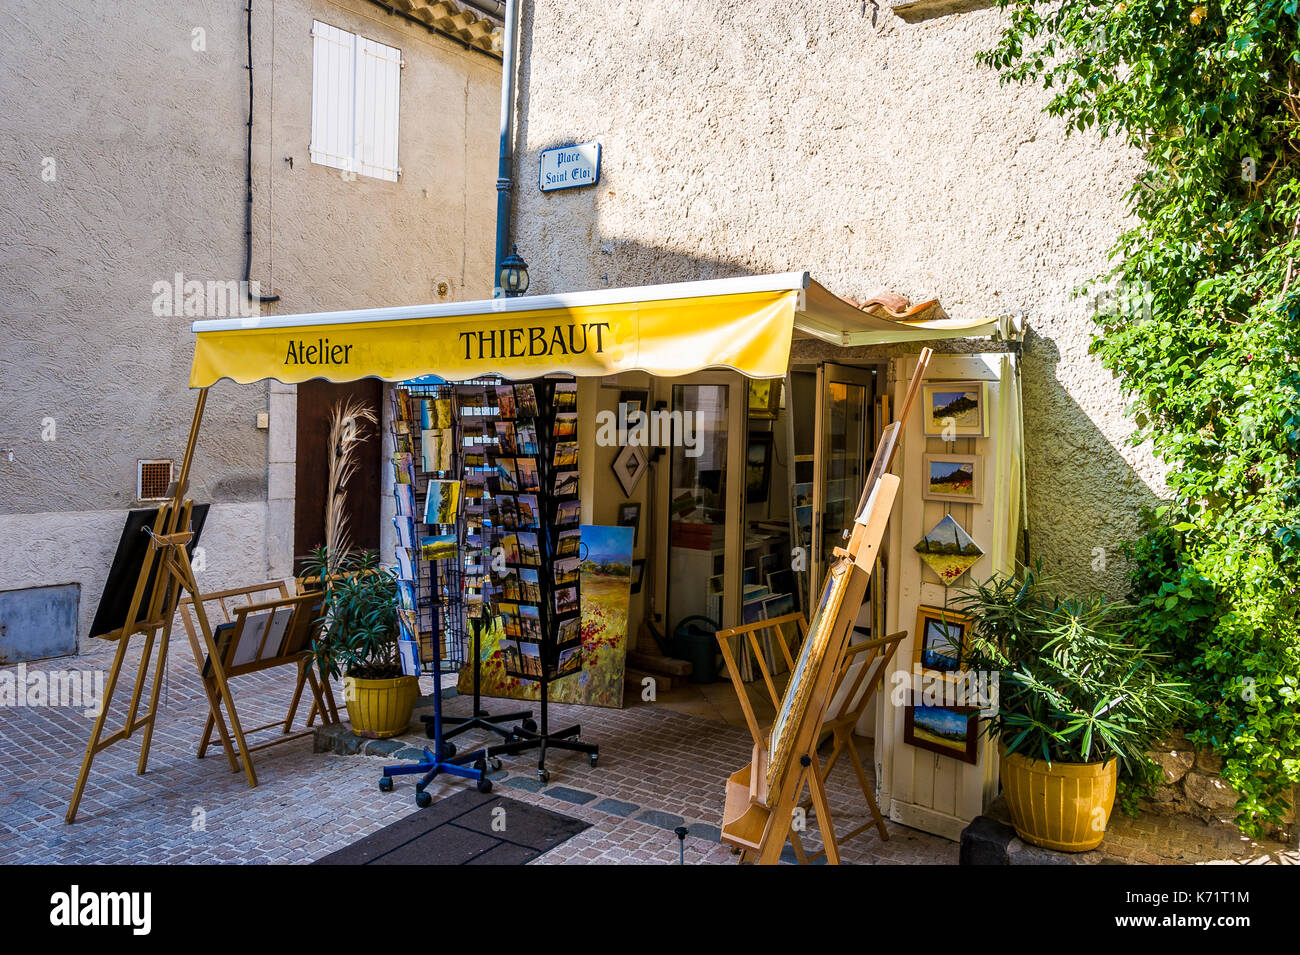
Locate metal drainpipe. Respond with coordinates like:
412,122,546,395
245,1,280,305
462,0,506,18
492,0,520,298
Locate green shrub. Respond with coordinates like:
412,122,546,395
956,565,1187,807
982,0,1300,835
303,547,401,681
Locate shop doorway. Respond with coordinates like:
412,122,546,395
293,379,383,575
810,363,877,601
652,372,747,640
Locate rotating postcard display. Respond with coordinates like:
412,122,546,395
390,385,466,673
466,379,584,684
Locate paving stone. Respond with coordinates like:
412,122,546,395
686,822,722,843
361,738,406,757
593,798,639,817
633,808,686,831
498,775,546,794
544,786,597,805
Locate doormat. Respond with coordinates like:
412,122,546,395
313,788,590,865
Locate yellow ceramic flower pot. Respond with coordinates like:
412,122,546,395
342,674,419,739
1001,751,1117,852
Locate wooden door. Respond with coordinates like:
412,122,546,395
293,379,383,575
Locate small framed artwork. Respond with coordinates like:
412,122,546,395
903,703,979,764
619,389,648,422
915,513,984,584
630,558,646,594
921,453,982,504
748,378,781,420
611,442,649,497
914,605,970,672
745,432,774,504
922,381,988,438
617,501,641,548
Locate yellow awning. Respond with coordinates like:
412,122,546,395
188,272,1003,387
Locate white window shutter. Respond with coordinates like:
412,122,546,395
309,22,400,181
310,21,356,173
355,37,402,182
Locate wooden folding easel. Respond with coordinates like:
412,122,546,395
717,613,906,861
720,473,899,864
66,389,313,822
718,348,932,863
800,629,906,859
178,583,340,779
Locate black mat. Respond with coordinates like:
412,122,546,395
314,789,590,865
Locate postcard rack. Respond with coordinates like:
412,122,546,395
391,380,468,675
383,380,494,802
471,376,597,782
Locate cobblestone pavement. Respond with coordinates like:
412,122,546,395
1,640,1291,864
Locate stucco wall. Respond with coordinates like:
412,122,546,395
0,0,499,643
509,0,1166,596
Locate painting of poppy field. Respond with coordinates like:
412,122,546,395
457,524,633,708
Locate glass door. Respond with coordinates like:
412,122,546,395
665,383,730,634
652,372,746,643
810,363,874,602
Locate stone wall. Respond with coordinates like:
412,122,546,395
1145,730,1296,842
509,0,1166,598
0,0,499,642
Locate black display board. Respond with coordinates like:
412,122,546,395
88,504,210,639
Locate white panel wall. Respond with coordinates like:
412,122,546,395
877,352,1019,841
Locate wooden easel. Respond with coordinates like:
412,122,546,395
66,389,271,822
717,613,906,861
800,628,906,859
720,473,899,864
718,348,932,862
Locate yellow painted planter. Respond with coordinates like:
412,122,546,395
1001,751,1117,852
343,674,419,739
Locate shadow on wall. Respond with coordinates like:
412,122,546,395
1019,327,1163,597
509,220,1163,600
509,10,1161,599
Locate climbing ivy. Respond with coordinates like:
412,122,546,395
981,0,1300,834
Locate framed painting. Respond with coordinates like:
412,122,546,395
921,452,982,504
748,378,781,420
619,389,648,423
611,442,649,497
617,501,641,548
903,704,979,765
915,513,984,584
921,381,988,438
745,432,774,504
913,605,971,673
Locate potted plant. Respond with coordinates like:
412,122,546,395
956,565,1186,852
305,546,418,739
